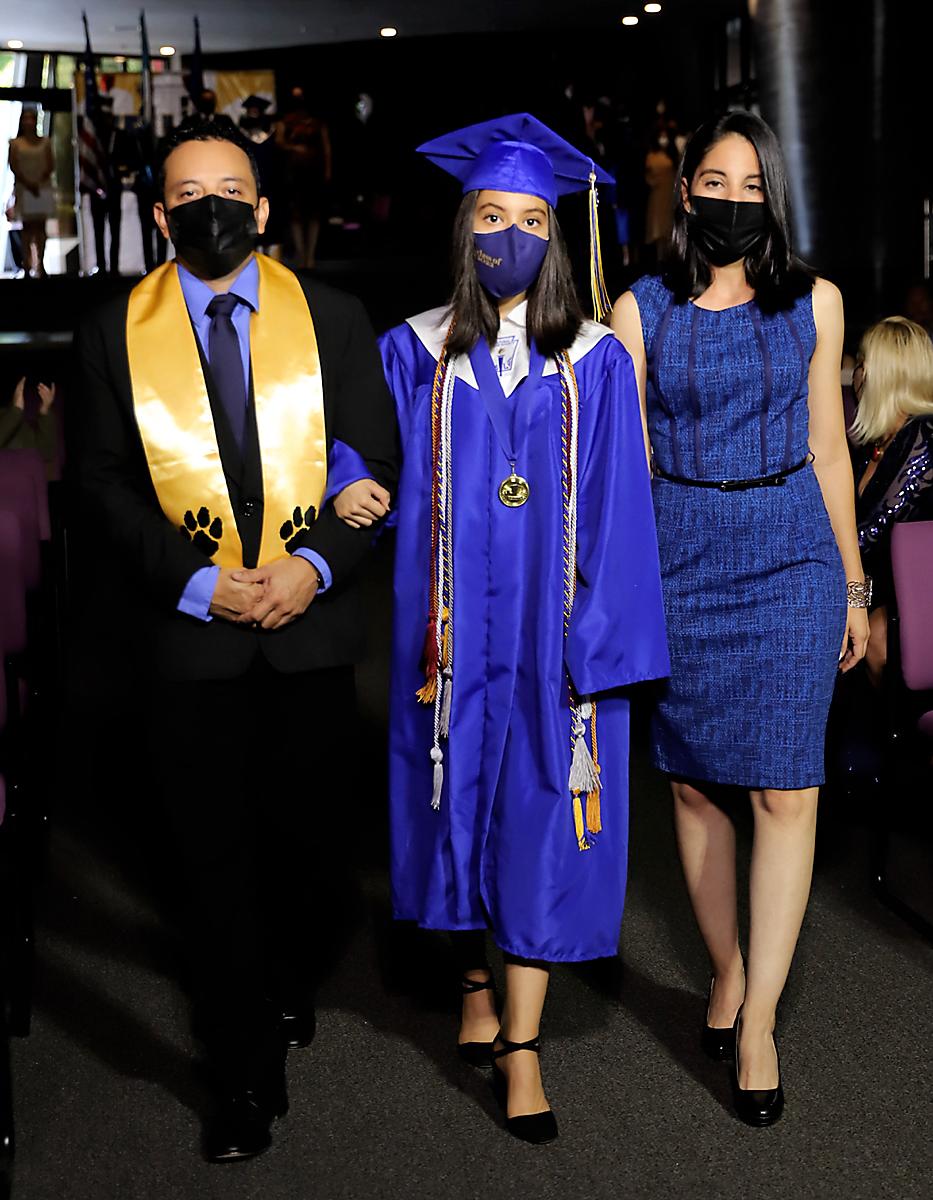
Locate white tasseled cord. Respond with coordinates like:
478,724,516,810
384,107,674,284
561,355,598,801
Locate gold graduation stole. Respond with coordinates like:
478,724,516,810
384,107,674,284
125,255,327,568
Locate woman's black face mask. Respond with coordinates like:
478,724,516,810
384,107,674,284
167,193,259,279
687,195,767,266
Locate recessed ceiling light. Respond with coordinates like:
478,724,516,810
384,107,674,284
379,26,398,38
159,45,175,56
644,3,662,12
7,39,24,49
114,55,127,63
622,16,639,26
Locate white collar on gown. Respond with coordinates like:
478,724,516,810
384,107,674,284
406,302,613,393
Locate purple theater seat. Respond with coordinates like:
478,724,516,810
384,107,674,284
891,521,933,708
0,512,26,658
0,471,40,593
0,510,25,828
0,634,6,826
0,449,51,541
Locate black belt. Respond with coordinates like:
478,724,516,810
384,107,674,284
653,455,811,492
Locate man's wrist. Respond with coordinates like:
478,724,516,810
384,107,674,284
293,554,323,588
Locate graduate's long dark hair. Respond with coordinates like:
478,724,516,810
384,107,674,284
446,192,584,359
665,111,814,313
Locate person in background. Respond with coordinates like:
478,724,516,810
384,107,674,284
0,376,59,476
87,96,126,276
197,89,218,119
851,316,933,683
9,108,55,279
276,87,332,268
902,281,933,342
643,129,676,265
239,96,287,261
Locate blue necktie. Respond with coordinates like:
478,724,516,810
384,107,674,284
206,293,248,453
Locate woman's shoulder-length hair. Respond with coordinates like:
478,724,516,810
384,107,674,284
850,315,933,446
445,191,583,359
663,110,815,314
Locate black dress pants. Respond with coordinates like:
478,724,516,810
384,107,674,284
90,190,122,274
151,654,355,1083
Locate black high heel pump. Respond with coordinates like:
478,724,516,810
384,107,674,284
732,1010,785,1127
701,978,738,1062
491,1035,558,1145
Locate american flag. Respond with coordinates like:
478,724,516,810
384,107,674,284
78,11,108,199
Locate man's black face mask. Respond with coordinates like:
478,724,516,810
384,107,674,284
167,193,259,280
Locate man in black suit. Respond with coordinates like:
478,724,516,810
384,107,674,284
77,117,398,1162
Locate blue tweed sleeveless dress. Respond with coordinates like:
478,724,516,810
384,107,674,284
631,275,846,790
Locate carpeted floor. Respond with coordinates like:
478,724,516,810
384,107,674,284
9,544,933,1200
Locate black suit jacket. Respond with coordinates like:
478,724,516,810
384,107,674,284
76,268,399,682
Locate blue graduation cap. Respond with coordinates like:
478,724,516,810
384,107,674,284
417,113,615,317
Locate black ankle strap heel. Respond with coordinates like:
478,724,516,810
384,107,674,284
461,976,495,995
491,1034,558,1145
492,1034,541,1059
457,975,498,1069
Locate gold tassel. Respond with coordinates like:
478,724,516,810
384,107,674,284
440,606,450,670
586,787,602,835
416,677,437,705
573,792,590,852
588,170,611,322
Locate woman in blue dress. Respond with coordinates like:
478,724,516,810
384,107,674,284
612,112,869,1126
331,115,669,1143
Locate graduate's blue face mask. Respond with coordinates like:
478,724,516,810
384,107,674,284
473,225,550,300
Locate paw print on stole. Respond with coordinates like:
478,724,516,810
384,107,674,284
280,505,317,553
180,506,223,556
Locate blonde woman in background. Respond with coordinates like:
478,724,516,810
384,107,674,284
852,316,933,683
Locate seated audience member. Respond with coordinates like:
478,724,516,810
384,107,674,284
851,316,933,684
0,375,59,476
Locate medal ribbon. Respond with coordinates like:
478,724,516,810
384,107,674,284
468,338,547,481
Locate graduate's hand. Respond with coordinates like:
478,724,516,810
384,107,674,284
12,377,26,410
233,556,319,630
209,569,264,623
333,478,391,529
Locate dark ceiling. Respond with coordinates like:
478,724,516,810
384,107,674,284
7,1,740,56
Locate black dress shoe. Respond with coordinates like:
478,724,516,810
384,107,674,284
203,1078,288,1163
732,1011,785,1128
281,1005,316,1050
491,1035,558,1145
458,974,499,1068
701,979,738,1062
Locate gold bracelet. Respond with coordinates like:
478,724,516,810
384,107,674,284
846,578,872,609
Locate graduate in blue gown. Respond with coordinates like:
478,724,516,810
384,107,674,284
330,115,669,1142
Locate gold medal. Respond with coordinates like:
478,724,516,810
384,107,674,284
499,472,530,508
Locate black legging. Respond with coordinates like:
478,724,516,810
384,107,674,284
451,931,543,974
451,930,489,976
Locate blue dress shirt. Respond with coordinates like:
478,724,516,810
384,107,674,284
174,257,331,621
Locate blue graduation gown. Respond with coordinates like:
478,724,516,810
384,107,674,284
380,309,669,962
